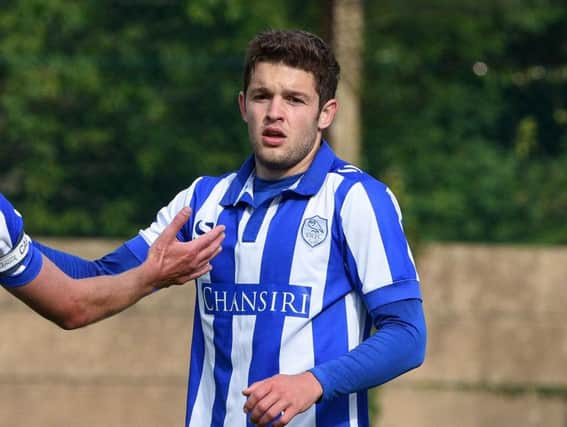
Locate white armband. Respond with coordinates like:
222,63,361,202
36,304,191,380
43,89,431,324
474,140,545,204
0,233,31,274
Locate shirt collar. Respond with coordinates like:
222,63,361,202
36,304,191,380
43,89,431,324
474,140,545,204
220,140,337,207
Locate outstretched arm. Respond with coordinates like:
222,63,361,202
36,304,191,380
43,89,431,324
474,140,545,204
5,207,224,329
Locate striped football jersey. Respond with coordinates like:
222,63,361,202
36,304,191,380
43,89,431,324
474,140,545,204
135,142,421,427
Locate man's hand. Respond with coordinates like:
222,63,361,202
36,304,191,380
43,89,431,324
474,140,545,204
242,372,323,426
142,207,224,288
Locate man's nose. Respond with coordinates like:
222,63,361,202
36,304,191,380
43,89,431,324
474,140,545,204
266,97,284,121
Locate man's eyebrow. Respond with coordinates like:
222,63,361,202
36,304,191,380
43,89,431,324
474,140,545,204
247,86,313,102
248,86,271,93
283,89,310,99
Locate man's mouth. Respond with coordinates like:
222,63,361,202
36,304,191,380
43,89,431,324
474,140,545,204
262,127,286,145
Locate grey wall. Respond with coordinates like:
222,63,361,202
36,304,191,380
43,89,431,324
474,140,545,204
377,243,567,427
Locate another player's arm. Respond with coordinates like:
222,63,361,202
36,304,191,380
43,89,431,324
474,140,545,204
6,207,224,329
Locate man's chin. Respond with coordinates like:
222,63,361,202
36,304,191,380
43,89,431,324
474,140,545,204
257,157,290,172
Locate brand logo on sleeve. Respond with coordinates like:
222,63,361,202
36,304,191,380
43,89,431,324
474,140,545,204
337,164,362,174
0,233,31,273
301,215,328,247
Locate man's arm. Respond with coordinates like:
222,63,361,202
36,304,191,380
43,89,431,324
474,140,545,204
4,207,224,329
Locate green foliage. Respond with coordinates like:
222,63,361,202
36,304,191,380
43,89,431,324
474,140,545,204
0,0,321,236
1,0,566,243
363,0,567,243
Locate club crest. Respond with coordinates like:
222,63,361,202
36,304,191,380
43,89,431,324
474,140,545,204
301,215,328,247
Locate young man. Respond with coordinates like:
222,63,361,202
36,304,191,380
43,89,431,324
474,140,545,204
38,30,426,426
0,192,224,329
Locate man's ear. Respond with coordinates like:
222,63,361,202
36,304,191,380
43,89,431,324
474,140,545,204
238,91,248,122
318,99,338,130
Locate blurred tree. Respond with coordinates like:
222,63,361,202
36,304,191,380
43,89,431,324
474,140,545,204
363,0,567,243
326,0,364,166
0,0,322,236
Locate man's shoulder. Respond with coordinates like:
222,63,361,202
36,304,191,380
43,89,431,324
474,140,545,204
192,171,237,191
186,171,239,202
328,161,388,193
196,171,237,185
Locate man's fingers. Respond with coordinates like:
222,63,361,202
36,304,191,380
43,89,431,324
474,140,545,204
158,207,192,244
187,227,225,262
186,263,213,281
195,225,225,246
160,261,212,287
248,392,281,424
273,407,295,427
242,381,269,413
257,400,289,426
242,381,259,397
196,234,225,262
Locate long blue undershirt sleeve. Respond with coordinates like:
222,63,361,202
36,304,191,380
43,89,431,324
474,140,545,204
34,238,145,279
309,298,426,401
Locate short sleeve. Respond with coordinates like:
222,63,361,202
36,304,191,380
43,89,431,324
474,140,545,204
340,180,421,310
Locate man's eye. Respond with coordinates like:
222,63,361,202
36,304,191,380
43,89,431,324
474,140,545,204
288,97,305,104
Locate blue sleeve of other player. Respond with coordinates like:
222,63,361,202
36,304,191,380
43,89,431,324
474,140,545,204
0,241,43,287
0,193,43,287
35,235,149,279
309,298,426,402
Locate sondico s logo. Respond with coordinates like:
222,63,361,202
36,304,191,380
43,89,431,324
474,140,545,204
195,220,215,236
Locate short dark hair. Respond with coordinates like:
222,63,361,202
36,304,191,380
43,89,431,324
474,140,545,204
243,30,340,109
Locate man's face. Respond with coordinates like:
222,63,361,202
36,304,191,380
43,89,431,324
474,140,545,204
239,62,337,180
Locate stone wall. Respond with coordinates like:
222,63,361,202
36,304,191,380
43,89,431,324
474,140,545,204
376,243,567,427
1,241,566,426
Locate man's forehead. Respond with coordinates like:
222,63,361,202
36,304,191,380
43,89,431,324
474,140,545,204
248,62,317,91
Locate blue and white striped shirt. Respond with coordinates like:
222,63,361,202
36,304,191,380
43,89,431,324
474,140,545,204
129,141,421,427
